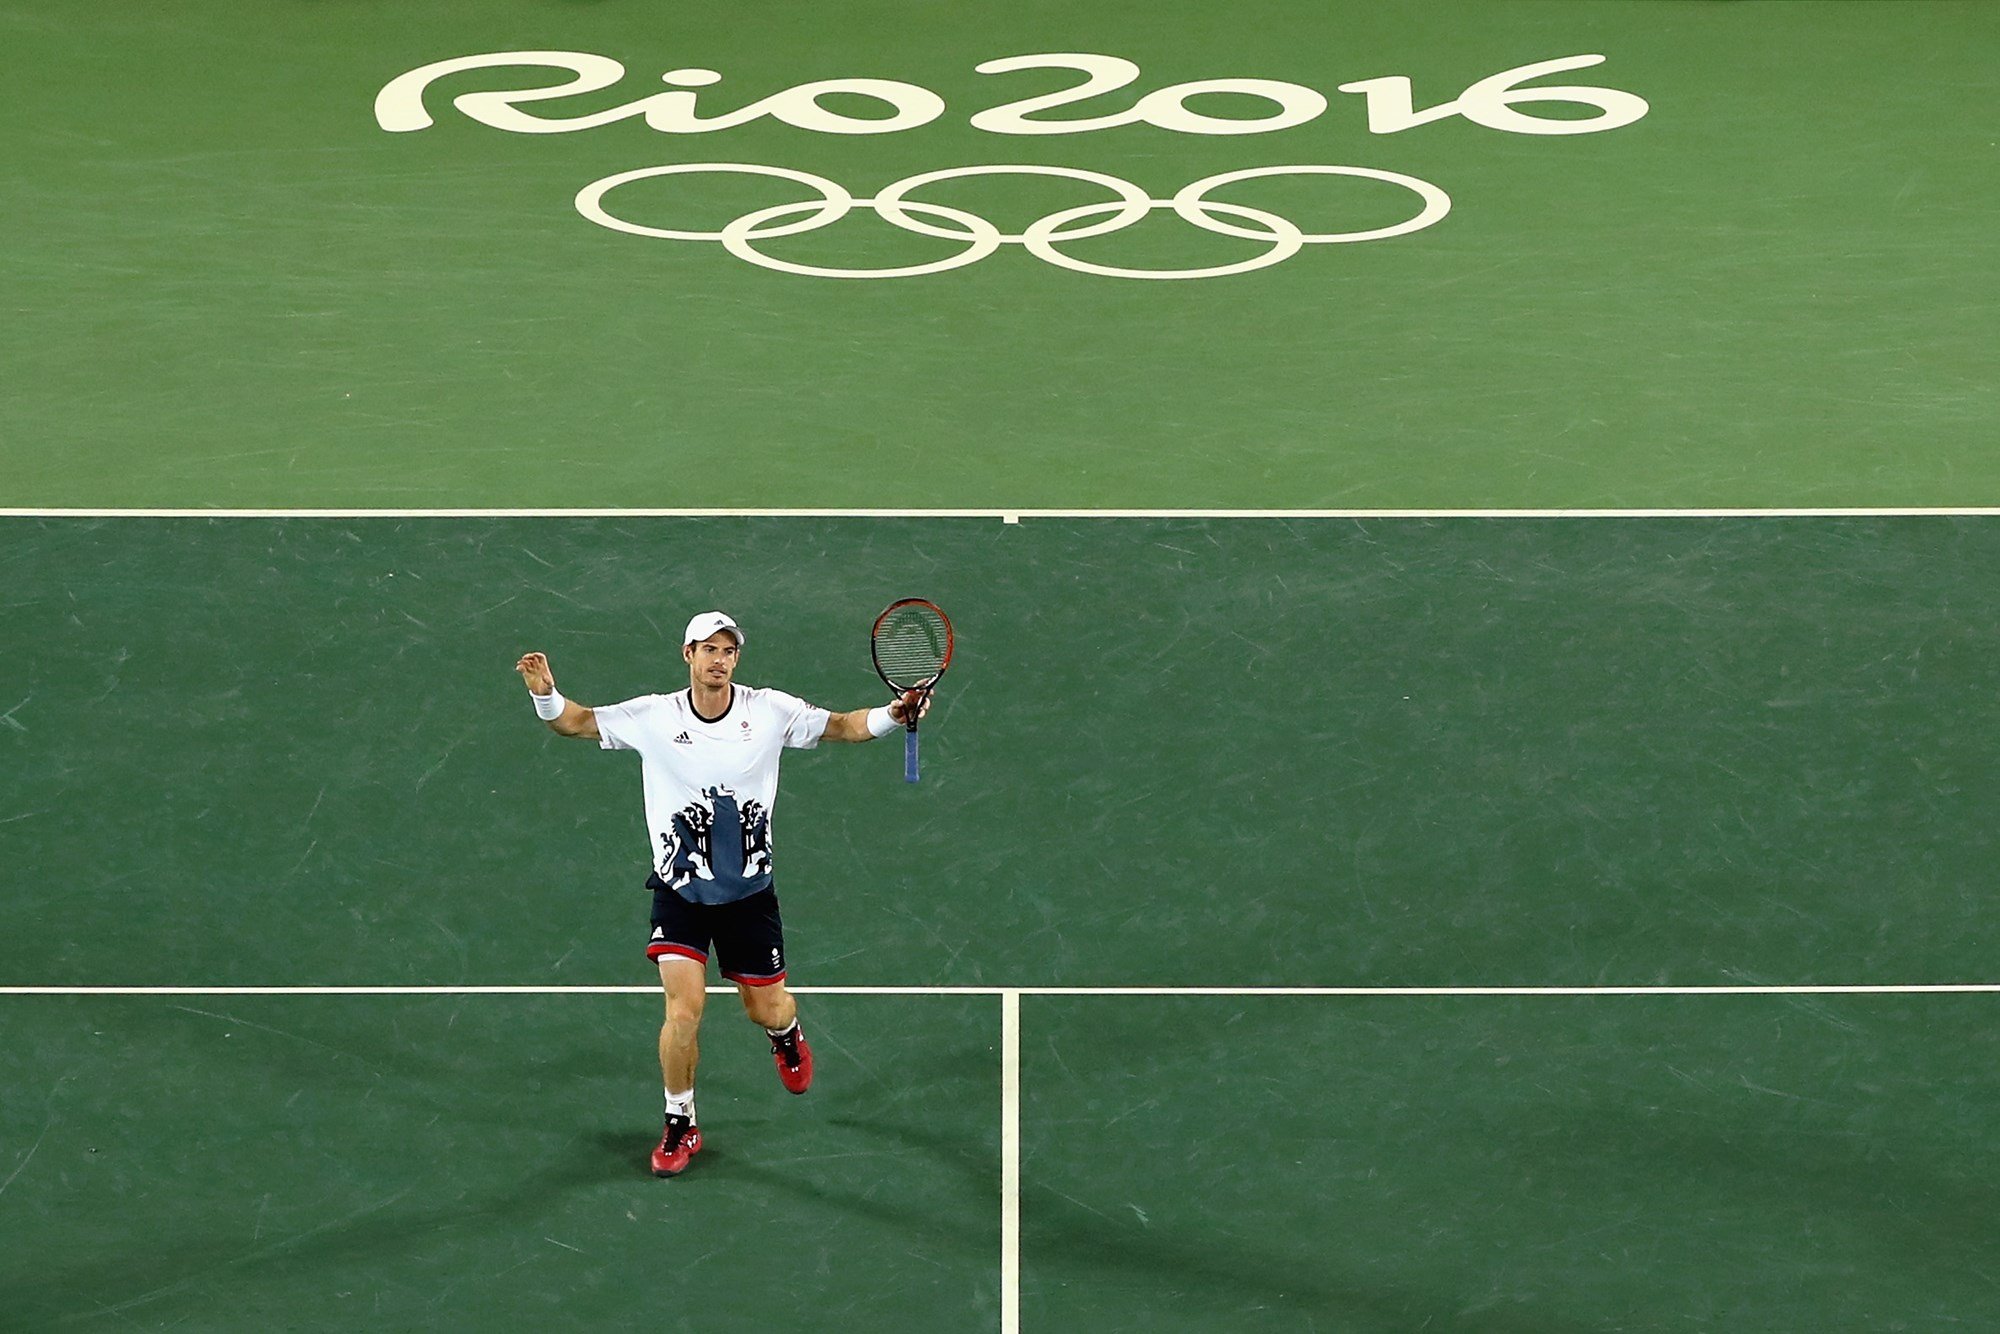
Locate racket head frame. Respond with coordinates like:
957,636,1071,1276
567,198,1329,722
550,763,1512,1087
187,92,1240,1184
871,597,953,731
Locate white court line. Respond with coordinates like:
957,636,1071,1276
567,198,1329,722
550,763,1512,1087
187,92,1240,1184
4,984,1998,995
4,508,2000,520
1000,990,1021,1334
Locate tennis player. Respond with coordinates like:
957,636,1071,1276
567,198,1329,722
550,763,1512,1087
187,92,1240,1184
515,611,929,1177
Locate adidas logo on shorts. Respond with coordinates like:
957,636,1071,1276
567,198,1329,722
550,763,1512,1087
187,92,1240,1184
673,731,693,744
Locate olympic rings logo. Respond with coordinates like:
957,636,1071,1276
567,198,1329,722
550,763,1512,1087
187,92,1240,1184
573,163,1450,280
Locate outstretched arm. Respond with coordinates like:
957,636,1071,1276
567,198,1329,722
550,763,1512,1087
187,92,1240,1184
821,688,931,744
515,652,600,740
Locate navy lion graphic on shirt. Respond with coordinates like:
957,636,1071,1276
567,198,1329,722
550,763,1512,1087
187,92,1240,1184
660,786,774,904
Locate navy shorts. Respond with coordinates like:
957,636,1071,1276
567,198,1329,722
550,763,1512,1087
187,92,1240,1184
644,875,787,986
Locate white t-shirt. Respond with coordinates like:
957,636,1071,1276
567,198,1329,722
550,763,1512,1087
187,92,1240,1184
595,685,830,904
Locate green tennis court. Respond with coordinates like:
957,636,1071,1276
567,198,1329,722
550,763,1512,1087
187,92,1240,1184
6,517,2000,1328
6,1,2000,1329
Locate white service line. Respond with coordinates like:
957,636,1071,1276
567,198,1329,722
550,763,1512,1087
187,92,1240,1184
1001,989,1022,1334
3,984,1998,996
5,508,2000,520
1004,984,2000,996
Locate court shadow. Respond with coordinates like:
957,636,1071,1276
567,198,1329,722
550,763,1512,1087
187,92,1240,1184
721,1115,997,1256
582,1126,655,1178
824,1111,995,1192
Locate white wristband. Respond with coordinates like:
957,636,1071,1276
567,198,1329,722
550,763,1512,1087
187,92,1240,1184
532,689,567,721
865,705,899,738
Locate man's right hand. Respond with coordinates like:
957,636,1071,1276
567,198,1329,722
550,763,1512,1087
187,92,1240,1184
516,652,555,695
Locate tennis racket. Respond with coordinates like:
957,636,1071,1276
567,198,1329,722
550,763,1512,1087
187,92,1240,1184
871,598,953,783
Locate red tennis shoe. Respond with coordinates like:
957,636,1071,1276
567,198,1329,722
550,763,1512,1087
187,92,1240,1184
650,1114,702,1177
771,1024,813,1094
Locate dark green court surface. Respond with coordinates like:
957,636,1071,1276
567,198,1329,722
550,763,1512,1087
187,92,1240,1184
3,516,1995,991
0,994,1002,1331
1022,994,2000,1332
4,1,1996,507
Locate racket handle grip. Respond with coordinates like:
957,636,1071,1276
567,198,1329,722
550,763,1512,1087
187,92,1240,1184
904,727,919,784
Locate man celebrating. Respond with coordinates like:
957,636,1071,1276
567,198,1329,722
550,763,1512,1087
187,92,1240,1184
515,611,928,1177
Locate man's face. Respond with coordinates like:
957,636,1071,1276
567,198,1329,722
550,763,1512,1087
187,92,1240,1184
684,631,741,689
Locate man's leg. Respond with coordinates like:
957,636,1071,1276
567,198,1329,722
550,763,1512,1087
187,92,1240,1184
737,978,795,1032
739,979,813,1095
651,956,708,1177
659,956,707,1098
715,887,812,1094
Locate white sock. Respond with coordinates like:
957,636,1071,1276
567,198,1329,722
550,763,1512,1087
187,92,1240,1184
766,1019,799,1041
664,1088,695,1121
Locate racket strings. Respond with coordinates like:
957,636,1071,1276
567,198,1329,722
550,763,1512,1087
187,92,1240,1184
873,607,949,687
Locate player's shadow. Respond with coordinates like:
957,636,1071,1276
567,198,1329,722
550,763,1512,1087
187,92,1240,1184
825,1111,996,1184
709,1110,1594,1330
581,1126,656,1177
807,1111,1601,1330
711,1110,999,1252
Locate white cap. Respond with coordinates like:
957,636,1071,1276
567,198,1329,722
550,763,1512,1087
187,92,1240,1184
683,610,744,647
